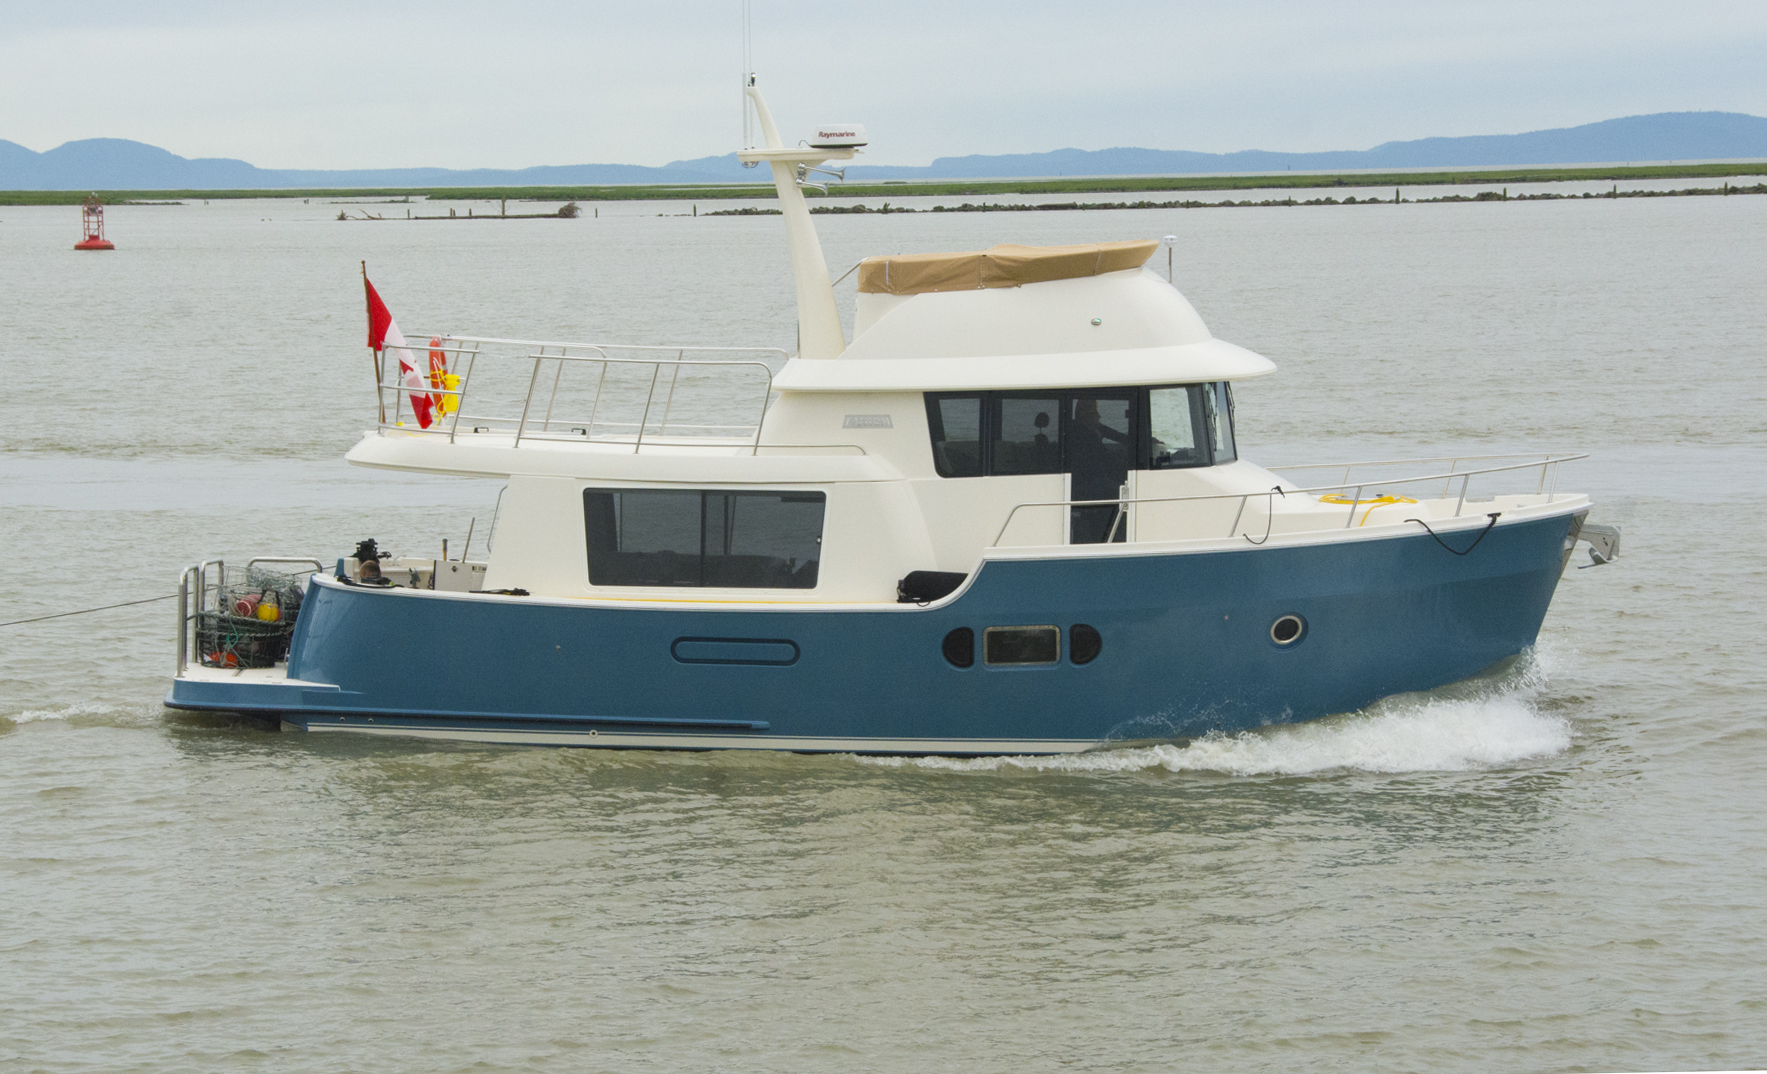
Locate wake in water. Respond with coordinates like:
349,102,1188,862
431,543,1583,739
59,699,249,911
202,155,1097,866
1,699,168,730
862,646,1572,777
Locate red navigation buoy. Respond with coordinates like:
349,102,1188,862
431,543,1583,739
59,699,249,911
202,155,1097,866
74,194,115,251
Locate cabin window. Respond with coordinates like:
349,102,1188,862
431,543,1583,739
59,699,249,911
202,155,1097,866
983,626,1061,666
927,384,1235,477
583,489,825,589
927,395,983,477
1207,382,1236,463
991,396,1062,475
1147,386,1210,469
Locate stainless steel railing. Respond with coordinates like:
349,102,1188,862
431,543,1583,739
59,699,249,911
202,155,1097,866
1266,452,1585,518
372,336,787,455
175,559,223,675
990,452,1588,548
175,558,325,676
1266,452,1584,506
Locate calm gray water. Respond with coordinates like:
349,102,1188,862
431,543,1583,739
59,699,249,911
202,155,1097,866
2,193,1765,1073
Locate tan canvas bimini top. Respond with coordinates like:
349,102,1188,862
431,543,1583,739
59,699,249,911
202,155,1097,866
856,240,1160,296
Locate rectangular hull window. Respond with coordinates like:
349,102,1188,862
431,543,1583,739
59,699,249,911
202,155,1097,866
585,489,825,589
983,625,1061,666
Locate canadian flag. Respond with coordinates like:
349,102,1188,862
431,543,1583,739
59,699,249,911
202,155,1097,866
364,273,436,428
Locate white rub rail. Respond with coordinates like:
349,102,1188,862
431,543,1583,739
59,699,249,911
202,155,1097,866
991,452,1588,547
375,336,788,455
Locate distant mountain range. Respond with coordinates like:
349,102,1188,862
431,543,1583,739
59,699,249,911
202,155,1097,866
5,111,1767,190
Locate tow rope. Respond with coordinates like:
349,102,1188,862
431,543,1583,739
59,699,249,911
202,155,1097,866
0,593,177,629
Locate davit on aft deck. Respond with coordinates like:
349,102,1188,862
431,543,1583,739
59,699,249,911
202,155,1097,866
165,80,1621,753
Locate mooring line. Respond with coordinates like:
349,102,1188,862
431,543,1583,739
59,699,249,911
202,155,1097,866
0,594,177,628
1406,513,1501,556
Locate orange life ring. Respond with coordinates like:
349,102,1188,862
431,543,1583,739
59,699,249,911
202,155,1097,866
427,337,454,415
427,338,448,393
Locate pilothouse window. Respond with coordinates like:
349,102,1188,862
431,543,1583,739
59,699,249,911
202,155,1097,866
584,489,825,589
1206,382,1236,463
1148,386,1209,469
927,384,1236,476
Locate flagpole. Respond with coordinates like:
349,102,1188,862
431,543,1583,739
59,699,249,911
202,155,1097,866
363,261,386,425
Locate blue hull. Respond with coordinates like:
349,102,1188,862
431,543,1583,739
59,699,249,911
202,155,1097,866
167,510,1582,753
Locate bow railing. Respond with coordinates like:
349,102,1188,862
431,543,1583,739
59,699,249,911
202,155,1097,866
990,452,1588,548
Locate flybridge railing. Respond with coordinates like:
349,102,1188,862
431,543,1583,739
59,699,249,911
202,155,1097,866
990,452,1588,548
375,336,788,454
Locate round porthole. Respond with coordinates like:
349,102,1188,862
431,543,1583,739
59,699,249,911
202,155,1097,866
1270,614,1305,646
1069,624,1102,665
942,627,975,668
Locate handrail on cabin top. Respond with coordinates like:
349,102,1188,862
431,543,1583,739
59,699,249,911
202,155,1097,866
373,336,785,456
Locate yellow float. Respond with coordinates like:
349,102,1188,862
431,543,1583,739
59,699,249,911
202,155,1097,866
1316,493,1419,527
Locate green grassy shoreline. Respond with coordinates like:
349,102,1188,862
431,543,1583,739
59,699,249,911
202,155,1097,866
4,161,1766,206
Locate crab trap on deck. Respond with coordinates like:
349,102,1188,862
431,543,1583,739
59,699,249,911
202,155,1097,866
193,565,309,669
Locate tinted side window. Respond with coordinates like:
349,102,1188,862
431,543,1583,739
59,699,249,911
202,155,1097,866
992,396,1061,475
926,394,983,477
583,488,701,586
585,489,825,589
1208,382,1237,463
706,492,826,587
1148,386,1209,469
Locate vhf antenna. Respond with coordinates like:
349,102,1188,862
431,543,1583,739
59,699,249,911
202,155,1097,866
741,0,755,155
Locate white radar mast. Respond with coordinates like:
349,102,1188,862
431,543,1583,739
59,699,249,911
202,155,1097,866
737,75,863,360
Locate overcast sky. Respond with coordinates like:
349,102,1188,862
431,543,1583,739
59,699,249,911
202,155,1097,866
4,0,1765,169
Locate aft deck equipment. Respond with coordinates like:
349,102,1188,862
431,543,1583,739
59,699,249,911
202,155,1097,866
166,83,1618,754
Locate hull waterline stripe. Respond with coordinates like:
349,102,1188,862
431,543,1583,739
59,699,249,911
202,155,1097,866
292,720,1094,756
165,694,769,731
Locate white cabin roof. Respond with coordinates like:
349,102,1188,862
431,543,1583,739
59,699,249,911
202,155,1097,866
772,339,1275,392
774,262,1278,392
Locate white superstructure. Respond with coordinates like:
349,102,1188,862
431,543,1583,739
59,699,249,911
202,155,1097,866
169,80,1612,754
